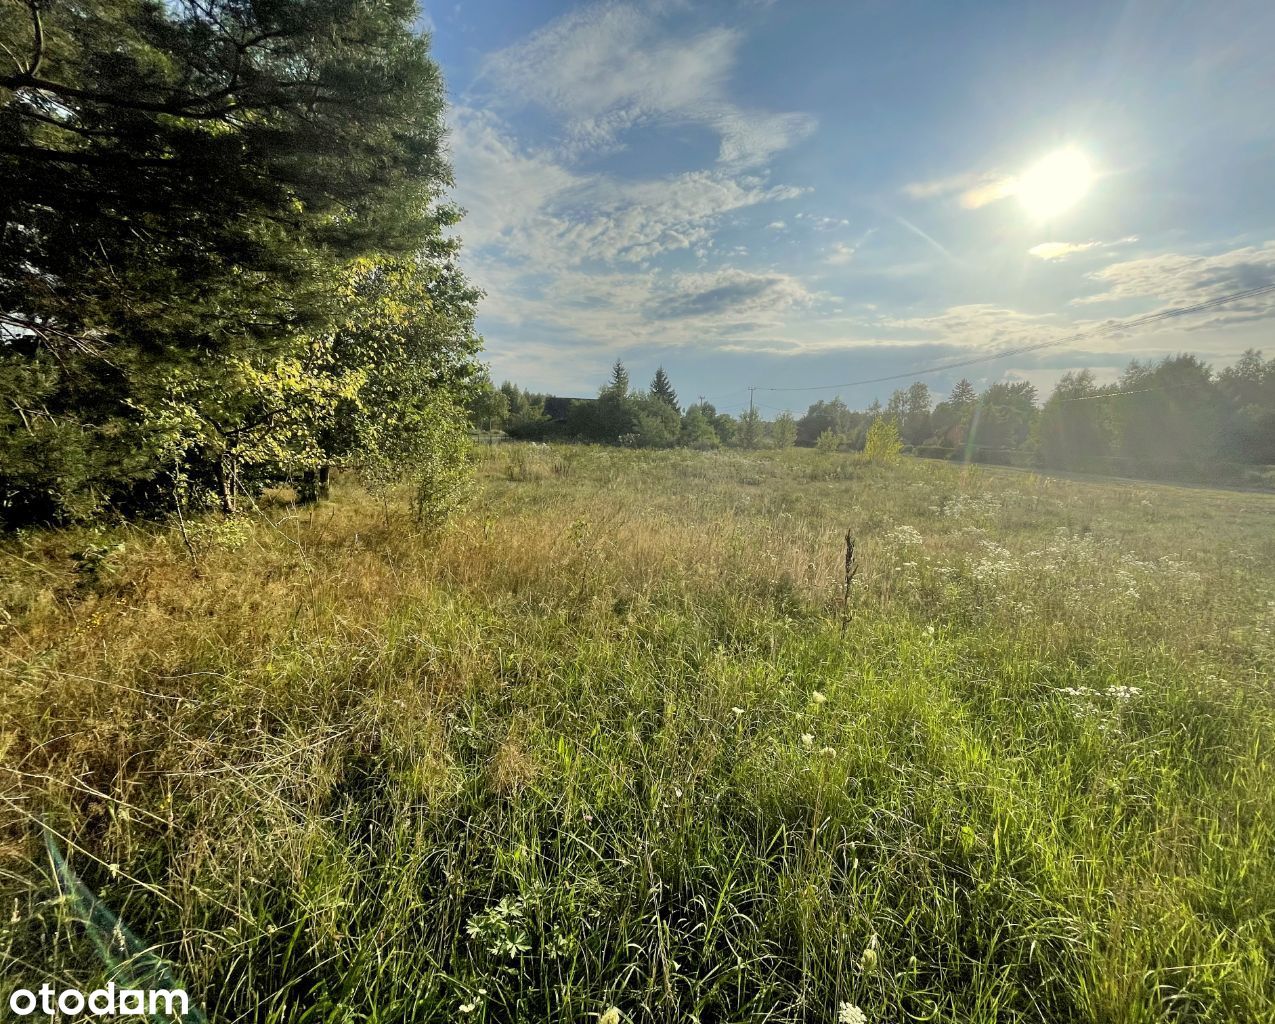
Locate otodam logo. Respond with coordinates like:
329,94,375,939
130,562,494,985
8,984,190,1017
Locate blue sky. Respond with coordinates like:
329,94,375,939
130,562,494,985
423,0,1275,413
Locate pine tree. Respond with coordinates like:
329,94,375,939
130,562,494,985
650,366,680,410
950,379,977,405
604,360,630,398
1,0,475,525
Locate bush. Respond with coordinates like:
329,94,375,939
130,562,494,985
864,418,903,461
815,429,844,453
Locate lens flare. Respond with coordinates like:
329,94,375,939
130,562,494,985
1015,148,1093,220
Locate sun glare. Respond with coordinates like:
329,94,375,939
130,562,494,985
1015,148,1093,220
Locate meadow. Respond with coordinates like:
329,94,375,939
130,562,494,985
2,445,1273,1023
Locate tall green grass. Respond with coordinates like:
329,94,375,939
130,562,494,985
2,446,1272,1022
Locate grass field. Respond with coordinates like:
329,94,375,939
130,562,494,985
2,446,1273,1023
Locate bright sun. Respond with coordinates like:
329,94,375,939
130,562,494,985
1015,148,1093,220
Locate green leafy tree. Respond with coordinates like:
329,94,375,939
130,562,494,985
797,398,852,446
1036,370,1115,469
863,418,902,461
770,411,797,448
1218,350,1275,462
470,380,511,432
735,406,763,449
567,362,640,442
1,0,464,525
679,406,720,449
319,254,482,503
1112,355,1223,464
632,395,681,447
815,428,843,453
968,381,1038,452
902,381,932,445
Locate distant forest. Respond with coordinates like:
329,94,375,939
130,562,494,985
472,351,1275,484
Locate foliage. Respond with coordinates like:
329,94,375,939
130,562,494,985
967,381,1037,452
797,398,859,446
815,428,843,452
631,395,681,448
949,378,977,405
736,406,763,449
769,411,797,448
649,366,679,411
469,380,511,432
604,360,630,399
679,405,721,449
1035,369,1115,469
495,350,1275,481
863,417,903,461
1,0,473,525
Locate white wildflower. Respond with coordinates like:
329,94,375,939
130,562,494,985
839,1003,867,1024
888,525,923,547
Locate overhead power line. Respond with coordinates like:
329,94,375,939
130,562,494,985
751,282,1275,396
1060,380,1213,402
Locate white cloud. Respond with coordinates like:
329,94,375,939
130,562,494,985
1028,237,1137,261
795,213,850,230
448,109,582,251
1079,241,1275,327
449,109,807,272
477,0,814,167
878,304,1068,349
902,170,1014,209
825,242,856,265
650,268,814,323
1028,241,1103,261
441,1,829,371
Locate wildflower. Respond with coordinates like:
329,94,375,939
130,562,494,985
599,1009,623,1024
801,733,814,748
820,747,837,758
459,1003,477,1014
888,525,923,547
838,1003,867,1024
812,691,827,705
731,706,745,716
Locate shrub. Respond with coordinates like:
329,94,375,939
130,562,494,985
815,429,844,453
864,418,903,461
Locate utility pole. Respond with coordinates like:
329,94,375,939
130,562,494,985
746,386,757,449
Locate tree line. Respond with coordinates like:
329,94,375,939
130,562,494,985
475,351,1275,480
1,0,482,529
